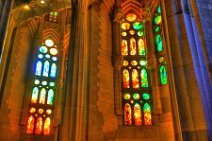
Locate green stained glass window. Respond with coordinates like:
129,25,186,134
143,103,152,125
133,93,140,100
154,26,160,32
160,65,168,85
154,15,162,25
47,89,54,105
142,93,150,100
137,31,144,37
133,22,144,30
157,6,161,14
155,34,163,52
141,69,148,87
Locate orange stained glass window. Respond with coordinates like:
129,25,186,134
26,116,35,134
35,117,43,135
126,13,137,22
124,103,132,125
122,40,128,55
43,118,51,135
134,103,142,125
130,38,137,55
144,103,152,125
123,69,130,88
132,69,139,88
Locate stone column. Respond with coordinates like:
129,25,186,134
164,0,208,140
0,0,13,56
61,0,88,141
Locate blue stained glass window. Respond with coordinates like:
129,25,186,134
35,61,42,76
43,61,50,77
47,89,54,105
50,63,57,78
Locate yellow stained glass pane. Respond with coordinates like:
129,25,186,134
130,38,137,55
121,23,130,30
122,32,127,36
126,13,137,22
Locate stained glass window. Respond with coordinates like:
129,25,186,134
121,12,152,126
153,6,163,52
160,65,168,85
26,38,58,135
46,12,58,23
143,103,152,125
152,5,168,85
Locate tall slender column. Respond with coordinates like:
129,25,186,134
0,0,13,56
61,0,88,141
164,0,208,140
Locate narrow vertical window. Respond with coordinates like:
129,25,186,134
120,11,152,126
124,103,132,125
143,103,152,125
160,65,167,84
26,38,59,135
152,5,168,85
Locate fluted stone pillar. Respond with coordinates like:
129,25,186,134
0,0,13,56
164,0,208,140
61,0,88,141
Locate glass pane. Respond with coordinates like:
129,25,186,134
121,23,130,30
26,115,35,134
157,6,161,14
138,39,146,55
130,38,136,55
50,63,57,78
154,26,160,33
134,103,142,126
47,89,54,105
132,69,139,88
39,46,48,53
131,60,137,66
35,117,43,135
133,22,144,30
39,88,46,104
35,61,42,76
124,93,131,100
122,40,128,55
143,103,152,125
43,118,51,135
137,31,144,37
160,65,168,84
129,30,135,35
124,103,132,125
155,34,163,52
141,69,148,87
43,61,50,77
154,15,161,25
45,39,54,47
126,13,137,22
133,93,140,100
123,60,129,66
122,32,127,36
143,93,150,100
31,87,39,103
123,69,130,88
50,48,58,55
